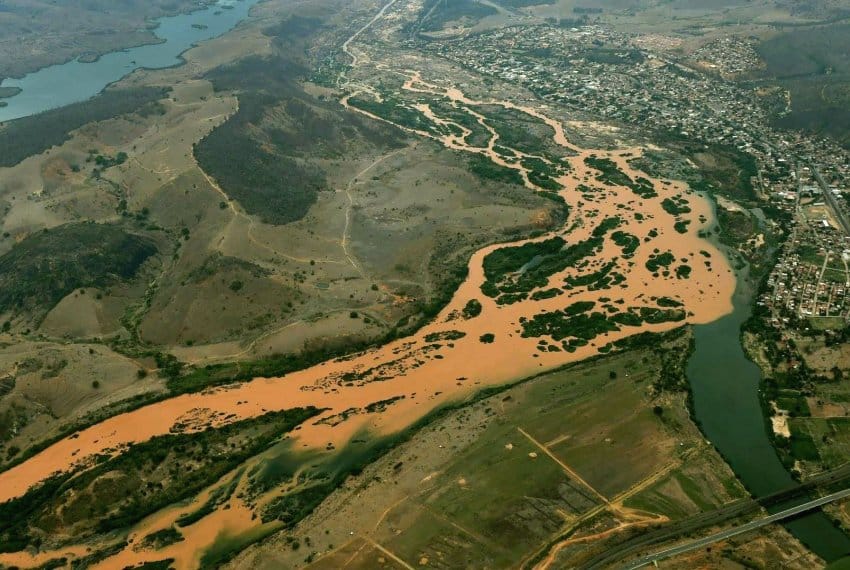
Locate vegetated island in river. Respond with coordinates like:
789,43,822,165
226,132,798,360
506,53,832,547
0,86,21,99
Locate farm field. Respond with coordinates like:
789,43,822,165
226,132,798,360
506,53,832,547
228,337,751,570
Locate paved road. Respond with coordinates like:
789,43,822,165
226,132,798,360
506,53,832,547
583,463,850,570
811,164,850,235
621,487,850,569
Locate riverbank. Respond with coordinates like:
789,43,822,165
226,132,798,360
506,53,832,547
0,1,751,566
0,0,261,122
0,87,21,99
0,0,224,83
0,42,739,568
687,261,850,562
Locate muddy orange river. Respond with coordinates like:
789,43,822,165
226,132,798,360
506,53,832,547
0,70,735,568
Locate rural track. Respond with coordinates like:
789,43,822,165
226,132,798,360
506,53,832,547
517,426,609,505
340,147,408,278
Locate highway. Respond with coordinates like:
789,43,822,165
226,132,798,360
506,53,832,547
620,487,850,569
581,463,850,569
811,164,850,235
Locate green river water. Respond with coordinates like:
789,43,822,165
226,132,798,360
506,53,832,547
688,279,850,562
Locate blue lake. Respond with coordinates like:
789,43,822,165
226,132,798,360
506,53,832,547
0,0,259,122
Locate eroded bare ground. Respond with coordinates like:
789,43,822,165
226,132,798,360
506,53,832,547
0,0,743,567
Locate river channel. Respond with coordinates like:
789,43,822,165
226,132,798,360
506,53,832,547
0,0,259,122
688,275,850,562
2,0,846,560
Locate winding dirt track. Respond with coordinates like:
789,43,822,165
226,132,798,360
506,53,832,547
0,1,735,567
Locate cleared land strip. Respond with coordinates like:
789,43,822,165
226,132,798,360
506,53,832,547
620,487,850,569
610,459,682,507
517,426,610,505
361,535,415,570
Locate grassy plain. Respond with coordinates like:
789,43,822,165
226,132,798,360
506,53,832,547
224,335,746,570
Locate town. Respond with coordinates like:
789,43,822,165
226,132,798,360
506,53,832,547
420,21,850,332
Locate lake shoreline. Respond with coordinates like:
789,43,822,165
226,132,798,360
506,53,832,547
0,0,262,122
0,0,224,83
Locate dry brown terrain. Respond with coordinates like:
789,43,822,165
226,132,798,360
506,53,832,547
0,0,565,462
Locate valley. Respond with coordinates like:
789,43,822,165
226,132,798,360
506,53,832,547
0,0,849,568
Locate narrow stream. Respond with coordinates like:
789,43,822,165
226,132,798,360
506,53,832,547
688,277,850,562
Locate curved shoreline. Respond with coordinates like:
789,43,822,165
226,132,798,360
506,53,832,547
0,71,736,566
0,0,263,123
0,0,235,83
0,3,738,566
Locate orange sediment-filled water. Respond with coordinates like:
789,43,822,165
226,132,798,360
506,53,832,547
0,69,735,568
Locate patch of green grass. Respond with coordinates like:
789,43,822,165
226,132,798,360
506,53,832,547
262,482,336,526
796,417,850,469
176,470,242,527
424,330,466,342
482,233,606,302
140,527,184,550
674,220,691,234
826,556,850,570
716,208,757,250
675,265,692,279
638,307,686,324
564,301,595,316
797,243,826,266
531,288,563,301
645,251,675,273
585,156,657,198
808,317,846,331
133,561,176,570
611,231,639,256
592,216,622,237
521,310,619,342
200,526,277,569
775,419,822,465
565,261,616,289
661,197,691,216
